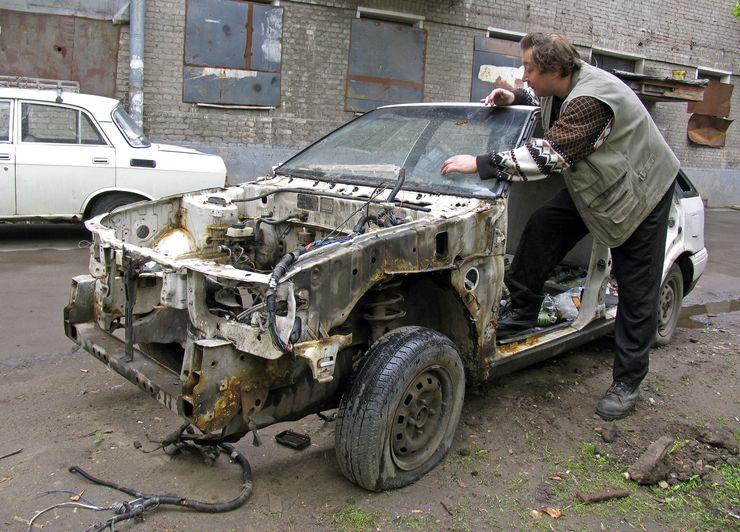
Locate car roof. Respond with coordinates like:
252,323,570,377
0,88,120,120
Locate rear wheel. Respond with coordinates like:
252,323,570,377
335,326,465,491
87,192,145,219
654,263,684,347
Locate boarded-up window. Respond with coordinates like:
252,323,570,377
470,37,523,102
183,0,283,107
345,18,426,113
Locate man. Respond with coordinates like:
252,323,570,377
441,33,678,420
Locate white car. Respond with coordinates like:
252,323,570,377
0,88,227,220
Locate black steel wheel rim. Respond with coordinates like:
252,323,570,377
658,276,679,335
391,366,451,471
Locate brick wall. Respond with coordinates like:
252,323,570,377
118,0,739,182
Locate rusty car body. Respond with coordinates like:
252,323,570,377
65,103,706,490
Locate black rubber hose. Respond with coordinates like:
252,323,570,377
386,168,406,204
352,214,379,234
265,248,305,354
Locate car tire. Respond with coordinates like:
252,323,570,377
653,263,684,347
87,193,145,219
335,326,465,491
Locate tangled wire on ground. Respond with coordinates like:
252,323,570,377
27,423,253,531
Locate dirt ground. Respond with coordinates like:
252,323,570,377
1,212,738,531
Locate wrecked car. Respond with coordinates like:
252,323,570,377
65,103,707,491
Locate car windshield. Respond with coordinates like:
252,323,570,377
277,105,532,197
112,104,151,147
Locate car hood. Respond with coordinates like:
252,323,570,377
155,143,211,155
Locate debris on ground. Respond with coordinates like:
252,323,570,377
0,448,23,461
628,436,674,485
696,422,739,454
576,489,630,503
601,425,620,443
541,507,563,518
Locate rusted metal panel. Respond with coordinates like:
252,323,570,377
346,18,426,112
250,3,283,73
470,36,523,102
183,66,280,107
183,0,283,106
687,81,733,117
0,9,120,97
687,113,733,147
184,0,249,69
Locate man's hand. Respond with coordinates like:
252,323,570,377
441,154,477,176
481,88,516,107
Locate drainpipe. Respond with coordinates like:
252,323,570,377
129,0,145,129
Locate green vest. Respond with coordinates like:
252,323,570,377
540,62,680,247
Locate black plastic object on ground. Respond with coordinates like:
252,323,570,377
275,429,311,450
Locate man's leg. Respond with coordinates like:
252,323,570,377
596,185,674,419
501,188,589,333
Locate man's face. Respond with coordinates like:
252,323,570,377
521,47,562,98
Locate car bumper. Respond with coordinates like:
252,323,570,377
687,247,708,293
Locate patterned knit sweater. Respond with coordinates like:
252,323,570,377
476,88,614,182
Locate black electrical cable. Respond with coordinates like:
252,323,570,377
69,441,253,531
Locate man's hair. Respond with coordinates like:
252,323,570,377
520,33,581,77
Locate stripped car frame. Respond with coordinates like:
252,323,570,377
65,103,704,490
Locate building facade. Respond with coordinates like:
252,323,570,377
1,0,738,204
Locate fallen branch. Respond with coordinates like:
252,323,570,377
576,490,630,503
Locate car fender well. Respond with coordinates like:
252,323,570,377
82,189,153,218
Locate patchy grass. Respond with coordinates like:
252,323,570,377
333,507,381,531
545,440,740,530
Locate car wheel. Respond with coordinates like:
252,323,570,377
654,263,684,347
87,193,145,219
335,326,465,491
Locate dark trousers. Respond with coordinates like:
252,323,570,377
506,185,674,386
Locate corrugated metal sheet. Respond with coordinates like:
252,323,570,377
470,37,522,102
346,18,426,113
0,9,120,97
183,0,283,106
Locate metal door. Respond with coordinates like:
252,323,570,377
15,101,115,216
0,99,15,215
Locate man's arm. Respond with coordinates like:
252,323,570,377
475,96,613,181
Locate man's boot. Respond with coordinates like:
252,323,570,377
595,381,640,420
496,305,537,337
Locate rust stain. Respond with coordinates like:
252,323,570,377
496,335,540,356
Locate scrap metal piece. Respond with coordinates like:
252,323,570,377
688,81,733,117
687,114,733,147
293,334,353,383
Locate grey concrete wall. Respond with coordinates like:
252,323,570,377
684,168,740,209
